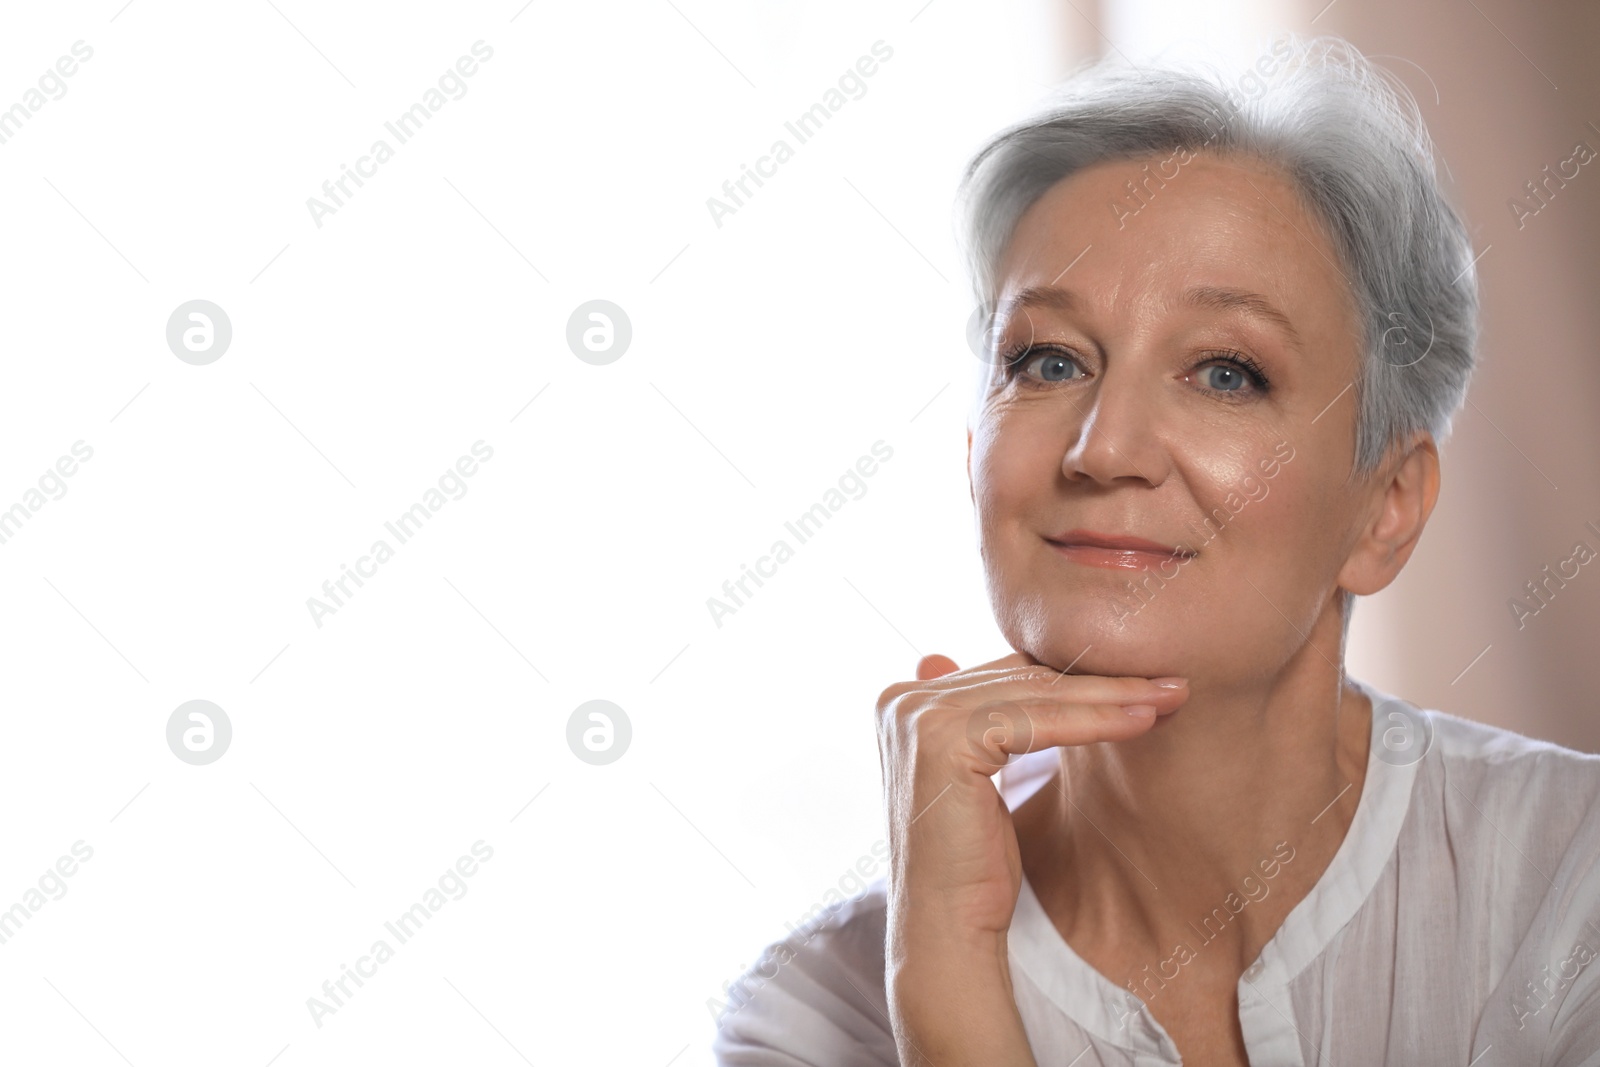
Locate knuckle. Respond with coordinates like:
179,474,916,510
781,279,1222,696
876,685,937,752
908,703,964,762
875,681,911,718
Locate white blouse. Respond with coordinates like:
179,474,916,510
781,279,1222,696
711,677,1600,1065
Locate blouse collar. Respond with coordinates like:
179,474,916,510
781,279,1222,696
1000,675,1425,1054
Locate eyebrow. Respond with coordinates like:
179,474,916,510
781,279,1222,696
996,284,1304,352
1181,286,1304,351
996,284,1079,321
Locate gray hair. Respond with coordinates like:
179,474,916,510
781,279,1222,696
955,35,1479,481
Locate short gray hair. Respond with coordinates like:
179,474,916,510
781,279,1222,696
955,35,1479,480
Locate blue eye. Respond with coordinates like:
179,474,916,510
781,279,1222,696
1201,363,1250,391
1005,345,1085,384
1000,344,1271,398
1194,354,1270,396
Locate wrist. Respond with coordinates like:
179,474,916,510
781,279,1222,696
890,927,1013,990
889,963,1019,1026
887,935,1034,1066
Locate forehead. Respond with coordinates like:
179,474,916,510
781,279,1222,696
993,152,1356,332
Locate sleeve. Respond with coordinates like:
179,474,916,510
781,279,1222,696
710,895,902,1066
1538,785,1600,1066
1545,975,1600,1067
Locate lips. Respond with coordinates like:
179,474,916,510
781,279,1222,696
1045,528,1196,571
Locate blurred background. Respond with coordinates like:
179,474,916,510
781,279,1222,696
958,0,1600,758
0,1,1593,1064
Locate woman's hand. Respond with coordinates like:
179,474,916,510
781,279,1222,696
876,651,1188,1065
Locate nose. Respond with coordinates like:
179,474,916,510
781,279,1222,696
1061,359,1170,487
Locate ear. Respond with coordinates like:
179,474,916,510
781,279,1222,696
1337,433,1440,596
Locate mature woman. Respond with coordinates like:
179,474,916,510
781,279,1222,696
712,35,1600,1066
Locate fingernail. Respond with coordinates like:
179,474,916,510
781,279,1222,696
1123,704,1157,717
1151,677,1187,689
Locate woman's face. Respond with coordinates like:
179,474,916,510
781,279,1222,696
970,152,1381,685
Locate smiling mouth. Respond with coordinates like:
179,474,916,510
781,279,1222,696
1044,530,1197,571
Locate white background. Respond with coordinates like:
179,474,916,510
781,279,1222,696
0,0,1478,1062
0,1,1081,1063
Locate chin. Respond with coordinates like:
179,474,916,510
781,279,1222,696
1003,593,1184,676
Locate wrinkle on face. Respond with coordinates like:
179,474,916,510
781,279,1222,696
970,152,1370,683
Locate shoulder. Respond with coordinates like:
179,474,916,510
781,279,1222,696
711,876,899,1066
1409,713,1600,1051
1427,705,1600,765
1424,706,1600,805
1406,704,1600,896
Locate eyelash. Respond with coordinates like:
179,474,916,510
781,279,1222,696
999,343,1272,397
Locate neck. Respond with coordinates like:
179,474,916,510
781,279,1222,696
1014,601,1373,978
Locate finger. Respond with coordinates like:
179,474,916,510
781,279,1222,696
1012,696,1176,748
906,651,1036,687
965,694,1175,765
948,670,1189,709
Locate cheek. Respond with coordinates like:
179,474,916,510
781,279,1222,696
970,413,1059,514
1213,432,1290,498
1246,456,1319,534
1204,462,1336,599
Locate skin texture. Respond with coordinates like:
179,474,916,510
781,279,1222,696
880,150,1441,1065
